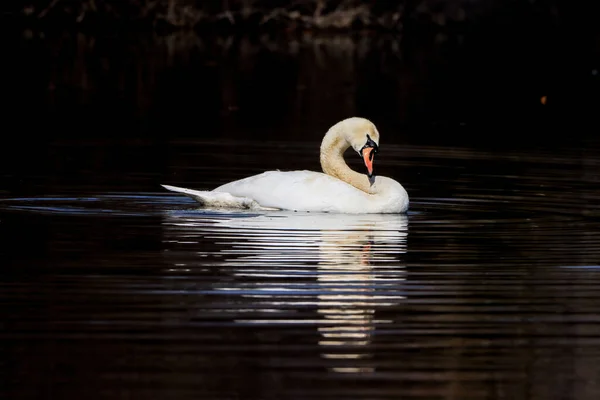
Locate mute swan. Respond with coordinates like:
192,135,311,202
162,117,409,213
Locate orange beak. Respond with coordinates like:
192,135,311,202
362,147,375,178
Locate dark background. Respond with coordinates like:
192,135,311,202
1,0,599,195
2,1,600,138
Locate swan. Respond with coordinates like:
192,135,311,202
161,117,409,214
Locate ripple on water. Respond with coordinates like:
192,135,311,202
2,144,600,399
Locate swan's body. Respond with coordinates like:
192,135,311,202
162,117,409,214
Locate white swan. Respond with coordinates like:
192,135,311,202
161,117,409,214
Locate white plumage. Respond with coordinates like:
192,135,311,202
162,117,409,214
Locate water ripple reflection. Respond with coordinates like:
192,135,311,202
3,134,600,398
162,211,408,374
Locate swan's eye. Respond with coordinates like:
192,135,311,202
364,134,379,153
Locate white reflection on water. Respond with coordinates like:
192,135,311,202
162,210,408,373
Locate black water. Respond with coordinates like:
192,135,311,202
2,27,600,399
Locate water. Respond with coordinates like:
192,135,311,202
2,27,600,399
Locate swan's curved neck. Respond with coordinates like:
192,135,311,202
320,125,373,194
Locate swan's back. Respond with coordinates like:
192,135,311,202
214,170,374,213
213,170,408,213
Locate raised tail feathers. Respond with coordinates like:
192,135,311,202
161,184,278,211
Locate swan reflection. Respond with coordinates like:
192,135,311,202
162,210,408,373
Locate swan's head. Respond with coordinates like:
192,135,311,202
342,117,380,178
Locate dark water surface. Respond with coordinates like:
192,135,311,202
2,28,600,399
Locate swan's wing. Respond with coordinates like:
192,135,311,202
213,170,371,213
